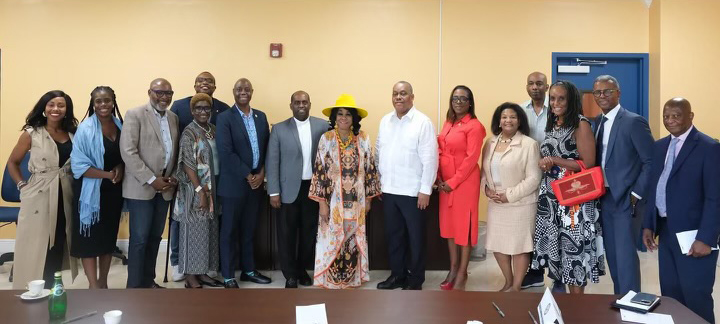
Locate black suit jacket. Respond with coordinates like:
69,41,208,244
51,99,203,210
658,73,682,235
216,106,270,197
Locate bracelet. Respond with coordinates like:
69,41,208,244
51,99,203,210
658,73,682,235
195,185,203,193
16,180,27,191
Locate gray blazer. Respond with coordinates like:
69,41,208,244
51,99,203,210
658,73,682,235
120,103,179,201
266,116,328,203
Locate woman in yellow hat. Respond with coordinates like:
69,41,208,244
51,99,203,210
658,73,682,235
308,94,380,289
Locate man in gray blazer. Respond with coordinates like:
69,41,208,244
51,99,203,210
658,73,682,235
592,75,654,295
120,78,180,288
266,91,327,288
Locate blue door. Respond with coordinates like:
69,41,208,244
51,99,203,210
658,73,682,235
552,53,649,119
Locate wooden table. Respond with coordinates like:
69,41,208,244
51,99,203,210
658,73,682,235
1,289,706,324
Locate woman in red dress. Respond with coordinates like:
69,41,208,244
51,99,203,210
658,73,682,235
437,85,486,290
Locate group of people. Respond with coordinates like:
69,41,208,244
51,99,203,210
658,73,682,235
5,69,718,322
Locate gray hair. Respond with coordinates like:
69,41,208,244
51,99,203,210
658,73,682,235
594,75,620,90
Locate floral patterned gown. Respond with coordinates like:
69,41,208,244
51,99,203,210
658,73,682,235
309,130,381,289
531,115,606,287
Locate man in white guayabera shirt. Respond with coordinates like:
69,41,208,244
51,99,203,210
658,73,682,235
376,81,438,291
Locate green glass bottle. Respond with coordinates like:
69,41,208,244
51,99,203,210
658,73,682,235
48,271,67,320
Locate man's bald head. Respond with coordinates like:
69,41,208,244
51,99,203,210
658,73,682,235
526,72,548,101
290,90,311,121
195,71,217,96
148,78,173,111
663,97,694,137
233,78,254,107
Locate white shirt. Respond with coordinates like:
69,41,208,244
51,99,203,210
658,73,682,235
665,125,694,163
521,97,549,143
295,117,313,180
658,125,694,217
597,105,641,199
376,107,438,196
146,105,173,185
597,104,620,170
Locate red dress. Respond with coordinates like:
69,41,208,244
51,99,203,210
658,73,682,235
437,114,486,246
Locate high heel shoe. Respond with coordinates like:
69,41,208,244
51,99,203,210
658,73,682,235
440,281,455,290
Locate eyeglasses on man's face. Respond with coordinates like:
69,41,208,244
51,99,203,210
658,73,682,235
592,89,617,97
152,90,174,98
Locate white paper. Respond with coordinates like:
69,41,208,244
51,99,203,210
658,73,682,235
620,309,674,324
466,321,483,324
296,304,328,324
676,230,719,254
537,287,564,324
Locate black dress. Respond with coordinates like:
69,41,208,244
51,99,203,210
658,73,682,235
43,139,72,288
71,130,124,258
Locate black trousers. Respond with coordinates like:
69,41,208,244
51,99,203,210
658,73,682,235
220,184,261,279
382,193,426,285
276,180,319,280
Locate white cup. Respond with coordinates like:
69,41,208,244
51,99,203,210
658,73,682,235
26,280,45,296
103,310,122,324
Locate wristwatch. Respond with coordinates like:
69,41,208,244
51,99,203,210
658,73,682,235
195,185,203,193
16,180,27,191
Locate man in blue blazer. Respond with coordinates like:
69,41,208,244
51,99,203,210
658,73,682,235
592,75,654,295
216,78,271,288
643,98,720,324
167,71,230,281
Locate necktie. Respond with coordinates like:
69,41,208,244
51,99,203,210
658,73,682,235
655,138,679,217
595,116,608,167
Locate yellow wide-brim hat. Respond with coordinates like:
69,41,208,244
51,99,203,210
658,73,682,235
322,94,368,118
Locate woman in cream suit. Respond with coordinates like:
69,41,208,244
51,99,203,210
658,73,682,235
482,102,541,292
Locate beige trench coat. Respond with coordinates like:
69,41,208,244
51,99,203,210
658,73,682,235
12,127,78,289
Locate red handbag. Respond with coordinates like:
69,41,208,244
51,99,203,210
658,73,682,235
550,160,605,206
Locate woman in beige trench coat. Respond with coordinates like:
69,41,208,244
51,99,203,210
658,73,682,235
7,90,79,289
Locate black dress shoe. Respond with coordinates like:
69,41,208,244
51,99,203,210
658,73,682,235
199,277,224,288
285,278,298,288
377,276,406,290
223,279,239,289
150,283,166,289
240,271,271,284
402,283,422,290
298,273,313,287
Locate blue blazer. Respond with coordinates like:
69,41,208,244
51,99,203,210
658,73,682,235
593,107,654,205
642,127,720,247
216,106,270,197
169,96,231,133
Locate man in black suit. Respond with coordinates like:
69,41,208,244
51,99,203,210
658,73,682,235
216,78,271,288
643,98,720,323
167,71,230,281
266,91,327,288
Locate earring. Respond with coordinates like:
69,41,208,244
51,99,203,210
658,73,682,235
42,111,46,117
350,125,354,130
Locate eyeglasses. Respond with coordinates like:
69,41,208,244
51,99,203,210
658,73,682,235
451,96,470,103
151,90,174,98
193,107,212,112
592,89,617,97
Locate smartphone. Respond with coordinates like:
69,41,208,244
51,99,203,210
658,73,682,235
630,292,657,306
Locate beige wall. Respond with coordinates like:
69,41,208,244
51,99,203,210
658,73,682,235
0,0,716,239
652,0,720,139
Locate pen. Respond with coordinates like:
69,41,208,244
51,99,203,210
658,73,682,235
492,301,505,318
61,310,97,324
529,311,538,324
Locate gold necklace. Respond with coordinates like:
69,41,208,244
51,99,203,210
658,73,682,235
335,129,354,150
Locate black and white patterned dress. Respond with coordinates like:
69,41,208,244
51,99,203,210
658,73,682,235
531,115,605,287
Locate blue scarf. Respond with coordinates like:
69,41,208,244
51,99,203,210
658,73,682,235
70,114,122,237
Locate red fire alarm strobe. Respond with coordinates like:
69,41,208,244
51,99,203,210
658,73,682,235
270,43,282,58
